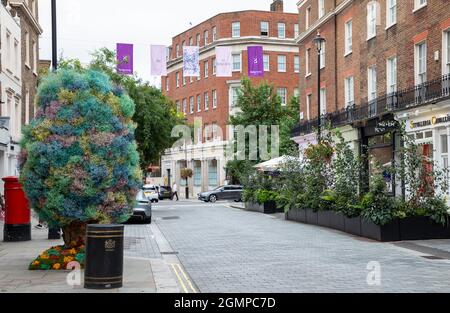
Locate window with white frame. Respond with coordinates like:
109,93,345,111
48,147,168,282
182,98,187,114
345,20,353,55
204,60,209,78
367,2,377,39
294,56,300,73
277,55,286,72
213,58,216,75
204,92,209,110
261,21,269,36
414,0,427,11
182,40,185,48
232,22,240,38
194,163,201,185
189,37,193,46
306,48,311,76
278,23,286,39
231,87,240,107
212,90,217,109
344,76,355,108
232,54,241,71
190,96,194,113
25,31,30,66
387,57,397,93
444,30,450,74
386,0,397,28
14,40,19,74
319,42,325,69
212,27,217,41
204,30,209,46
176,44,180,57
263,54,270,71
415,41,427,85
278,88,287,106
176,72,180,87
166,77,169,92
306,94,312,120
196,34,201,46
306,7,311,29
320,88,327,115
25,89,30,124
176,100,180,112
441,135,449,193
294,24,299,38
368,66,377,101
197,95,201,112
183,75,186,86
318,0,325,18
294,88,300,98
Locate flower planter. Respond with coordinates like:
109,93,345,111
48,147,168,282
329,211,345,231
306,209,318,225
361,219,401,242
245,201,278,214
317,210,332,228
399,217,450,241
286,208,307,223
344,216,362,236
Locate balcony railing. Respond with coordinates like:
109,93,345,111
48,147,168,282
292,74,450,137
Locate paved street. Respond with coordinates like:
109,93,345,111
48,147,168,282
153,200,450,293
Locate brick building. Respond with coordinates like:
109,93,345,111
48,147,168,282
292,0,450,196
161,0,300,197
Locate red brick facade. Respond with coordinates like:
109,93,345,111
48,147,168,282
297,0,450,121
162,8,300,142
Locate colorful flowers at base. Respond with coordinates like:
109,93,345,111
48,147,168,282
29,245,86,271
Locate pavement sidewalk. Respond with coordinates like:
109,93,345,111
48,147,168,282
0,219,181,293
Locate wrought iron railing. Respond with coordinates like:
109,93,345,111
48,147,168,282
292,74,450,137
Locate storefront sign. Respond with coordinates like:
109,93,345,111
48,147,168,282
375,120,398,134
410,114,450,129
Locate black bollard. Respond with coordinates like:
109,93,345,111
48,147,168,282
84,224,124,290
48,228,61,240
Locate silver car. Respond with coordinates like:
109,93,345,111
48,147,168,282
128,190,152,224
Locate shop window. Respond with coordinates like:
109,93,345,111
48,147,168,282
208,160,218,186
194,163,201,187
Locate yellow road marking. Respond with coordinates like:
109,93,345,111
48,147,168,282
171,263,189,293
174,263,197,293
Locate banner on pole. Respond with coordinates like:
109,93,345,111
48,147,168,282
183,46,200,77
215,47,232,77
151,45,167,76
247,46,264,77
117,43,134,75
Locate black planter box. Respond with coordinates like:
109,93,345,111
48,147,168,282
306,209,318,225
329,211,345,231
245,201,279,214
287,208,307,223
399,217,450,241
361,219,401,242
317,210,332,228
344,216,362,236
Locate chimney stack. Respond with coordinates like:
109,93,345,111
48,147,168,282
270,0,284,12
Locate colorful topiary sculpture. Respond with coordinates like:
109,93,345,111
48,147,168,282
20,69,142,270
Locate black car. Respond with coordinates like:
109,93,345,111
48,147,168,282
198,185,243,203
158,186,173,200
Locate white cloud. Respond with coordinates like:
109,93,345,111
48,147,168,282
39,0,298,86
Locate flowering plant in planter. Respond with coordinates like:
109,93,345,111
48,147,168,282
180,168,193,180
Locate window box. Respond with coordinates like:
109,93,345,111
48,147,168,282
245,201,282,214
344,216,362,236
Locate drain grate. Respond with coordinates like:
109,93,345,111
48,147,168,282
162,216,180,220
421,255,445,260
161,251,179,255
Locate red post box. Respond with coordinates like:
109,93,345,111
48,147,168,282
3,177,31,242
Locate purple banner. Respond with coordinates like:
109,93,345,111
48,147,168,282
248,46,264,77
117,43,134,75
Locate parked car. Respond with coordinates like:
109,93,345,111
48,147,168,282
198,185,243,203
158,186,173,200
127,190,152,224
142,184,159,203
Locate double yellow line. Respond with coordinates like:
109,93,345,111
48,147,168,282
171,263,197,293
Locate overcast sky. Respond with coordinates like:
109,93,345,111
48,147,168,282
38,0,298,86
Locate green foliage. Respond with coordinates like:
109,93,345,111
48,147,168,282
225,159,254,185
254,190,279,204
361,173,396,225
20,69,142,227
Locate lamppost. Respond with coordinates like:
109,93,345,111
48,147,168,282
313,32,326,142
51,0,57,71
184,118,189,199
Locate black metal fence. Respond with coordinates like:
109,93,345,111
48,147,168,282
292,74,450,137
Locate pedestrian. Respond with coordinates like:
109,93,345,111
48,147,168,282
172,182,179,201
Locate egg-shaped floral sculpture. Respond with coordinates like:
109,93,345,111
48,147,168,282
20,69,142,269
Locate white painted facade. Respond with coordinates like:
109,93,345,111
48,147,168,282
0,3,22,193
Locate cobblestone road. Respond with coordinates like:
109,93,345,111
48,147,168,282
153,201,450,293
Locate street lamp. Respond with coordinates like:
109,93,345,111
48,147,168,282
51,0,57,71
184,118,189,199
313,32,326,142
